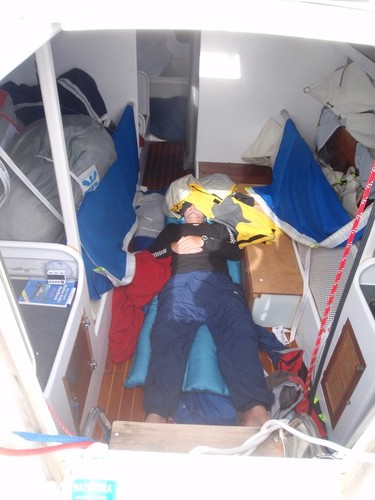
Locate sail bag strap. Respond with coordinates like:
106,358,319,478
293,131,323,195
0,146,64,223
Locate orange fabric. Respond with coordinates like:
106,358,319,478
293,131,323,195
109,251,171,363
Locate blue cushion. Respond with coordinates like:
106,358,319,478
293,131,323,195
125,296,158,387
182,324,229,396
227,259,241,285
124,260,241,396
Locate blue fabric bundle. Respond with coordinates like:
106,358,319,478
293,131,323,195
251,119,366,248
2,68,115,132
150,96,187,142
77,104,139,299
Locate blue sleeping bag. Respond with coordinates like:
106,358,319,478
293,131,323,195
125,260,284,397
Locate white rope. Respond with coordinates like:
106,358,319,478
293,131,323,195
189,419,375,463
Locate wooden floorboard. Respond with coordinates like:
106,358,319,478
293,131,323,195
142,141,193,189
94,358,145,441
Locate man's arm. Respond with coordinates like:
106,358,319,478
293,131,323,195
147,222,241,260
147,224,180,258
149,229,204,258
171,236,203,254
202,224,241,261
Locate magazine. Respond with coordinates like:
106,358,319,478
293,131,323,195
18,279,77,307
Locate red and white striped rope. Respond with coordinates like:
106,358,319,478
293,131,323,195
46,400,75,436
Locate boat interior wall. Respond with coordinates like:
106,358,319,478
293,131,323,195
136,30,191,79
136,30,191,102
0,18,60,82
197,33,350,164
4,56,40,87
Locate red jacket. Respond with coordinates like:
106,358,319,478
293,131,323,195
108,250,171,363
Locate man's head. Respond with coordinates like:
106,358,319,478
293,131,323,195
183,203,206,224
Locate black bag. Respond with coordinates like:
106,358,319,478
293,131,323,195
1,68,115,133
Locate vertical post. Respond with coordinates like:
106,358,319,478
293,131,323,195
184,31,201,172
35,41,81,251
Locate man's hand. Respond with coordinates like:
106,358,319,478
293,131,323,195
171,236,204,254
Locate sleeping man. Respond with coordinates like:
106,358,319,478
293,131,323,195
144,202,276,426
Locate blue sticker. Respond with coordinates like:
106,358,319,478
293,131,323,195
72,479,117,499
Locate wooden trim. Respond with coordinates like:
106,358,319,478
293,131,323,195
63,314,94,434
322,318,366,429
198,162,272,185
323,127,357,174
110,421,284,456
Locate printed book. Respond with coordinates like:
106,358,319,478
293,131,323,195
18,279,77,307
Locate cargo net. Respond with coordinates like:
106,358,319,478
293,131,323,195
296,243,356,325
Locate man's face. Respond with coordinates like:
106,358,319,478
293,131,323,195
183,204,206,224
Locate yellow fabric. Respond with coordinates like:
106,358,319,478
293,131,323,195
167,173,237,218
231,198,282,248
235,220,282,248
170,183,227,219
184,184,225,219
169,179,281,248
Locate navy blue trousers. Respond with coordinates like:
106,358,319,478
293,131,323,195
144,271,275,418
